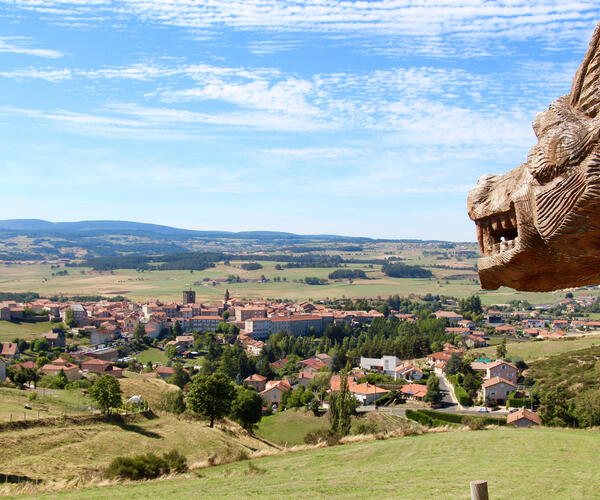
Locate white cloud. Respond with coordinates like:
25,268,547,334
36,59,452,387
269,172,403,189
0,37,63,58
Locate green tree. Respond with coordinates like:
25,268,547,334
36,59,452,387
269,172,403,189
168,363,191,389
133,323,146,341
90,374,123,414
445,352,462,375
165,344,177,360
424,374,442,406
64,308,78,328
36,356,50,369
186,373,236,427
230,386,263,430
496,336,507,359
329,374,358,436
57,368,68,389
173,321,183,336
539,386,577,427
574,389,600,427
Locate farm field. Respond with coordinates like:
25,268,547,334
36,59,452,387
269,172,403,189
19,426,600,499
474,334,600,361
0,320,55,342
0,262,577,305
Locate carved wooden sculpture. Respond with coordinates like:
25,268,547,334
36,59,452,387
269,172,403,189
468,21,600,292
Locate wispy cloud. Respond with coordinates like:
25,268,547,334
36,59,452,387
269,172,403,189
0,37,63,58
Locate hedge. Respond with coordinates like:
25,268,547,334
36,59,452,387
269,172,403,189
507,392,532,409
419,409,506,427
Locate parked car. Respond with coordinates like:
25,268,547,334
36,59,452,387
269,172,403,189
477,407,489,413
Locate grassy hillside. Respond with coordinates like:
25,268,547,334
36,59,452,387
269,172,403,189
118,372,180,407
1,412,274,487
0,387,91,422
17,427,600,499
256,409,409,446
527,345,600,394
0,320,54,342
473,335,600,361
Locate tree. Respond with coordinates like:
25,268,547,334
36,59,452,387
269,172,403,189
329,374,358,436
36,356,50,369
230,386,263,430
165,344,177,360
133,323,146,341
168,363,191,389
186,373,236,427
57,368,68,389
90,374,122,414
173,321,183,336
424,375,442,406
539,386,577,427
496,336,507,359
574,389,600,427
445,353,462,375
64,308,78,328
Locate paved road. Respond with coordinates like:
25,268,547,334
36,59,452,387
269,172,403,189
437,376,453,405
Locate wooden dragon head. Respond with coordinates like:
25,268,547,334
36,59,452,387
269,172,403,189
468,22,600,291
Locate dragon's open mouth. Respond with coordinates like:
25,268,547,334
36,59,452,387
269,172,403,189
475,205,518,257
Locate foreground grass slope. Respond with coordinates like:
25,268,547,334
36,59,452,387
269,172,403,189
1,413,273,485
20,427,600,499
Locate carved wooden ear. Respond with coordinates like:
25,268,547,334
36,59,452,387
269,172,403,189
570,22,600,117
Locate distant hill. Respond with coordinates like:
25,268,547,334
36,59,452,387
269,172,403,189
0,219,368,241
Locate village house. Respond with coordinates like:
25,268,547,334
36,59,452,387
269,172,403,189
507,408,541,427
394,363,423,381
90,328,117,346
434,310,463,324
260,380,292,406
0,342,19,359
144,319,163,339
400,383,427,401
486,360,518,384
298,370,315,389
155,365,175,380
244,373,267,392
298,358,326,373
481,376,516,403
43,329,66,348
39,358,82,381
81,358,123,377
360,355,401,376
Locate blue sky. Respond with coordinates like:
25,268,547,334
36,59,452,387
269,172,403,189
1,1,599,241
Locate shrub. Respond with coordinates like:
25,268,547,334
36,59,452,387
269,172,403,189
106,453,169,480
304,429,340,446
462,416,485,430
106,450,188,480
156,390,186,415
65,378,93,390
163,449,188,473
354,421,378,435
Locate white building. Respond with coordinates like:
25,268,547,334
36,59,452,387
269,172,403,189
360,355,401,376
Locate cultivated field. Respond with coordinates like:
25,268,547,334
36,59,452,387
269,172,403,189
17,427,600,499
0,261,577,305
